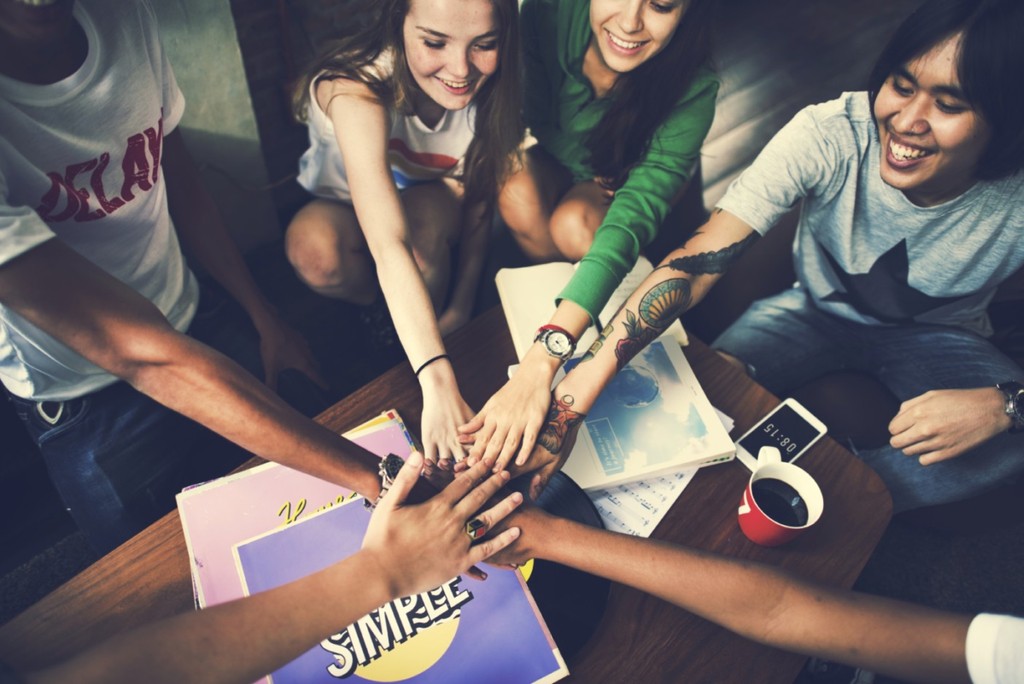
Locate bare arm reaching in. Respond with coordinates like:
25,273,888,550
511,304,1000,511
17,455,522,684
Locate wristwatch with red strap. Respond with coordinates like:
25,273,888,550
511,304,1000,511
534,324,577,361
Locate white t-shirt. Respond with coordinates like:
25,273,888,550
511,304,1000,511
717,92,1024,336
966,613,1024,684
0,0,197,401
296,65,477,202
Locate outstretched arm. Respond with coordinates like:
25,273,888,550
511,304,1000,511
508,209,760,493
497,511,972,684
162,130,326,392
0,239,380,496
21,455,523,684
325,79,473,466
458,297,591,473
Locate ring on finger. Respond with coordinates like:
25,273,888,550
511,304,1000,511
465,517,487,541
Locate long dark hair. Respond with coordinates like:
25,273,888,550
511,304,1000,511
868,0,1024,180
291,0,523,208
585,0,714,189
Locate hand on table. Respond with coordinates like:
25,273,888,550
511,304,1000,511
457,355,559,473
888,387,1011,465
362,452,522,597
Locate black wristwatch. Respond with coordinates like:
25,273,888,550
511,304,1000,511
996,381,1024,434
364,453,405,509
534,324,576,361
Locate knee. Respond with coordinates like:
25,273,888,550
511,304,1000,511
285,221,344,290
285,222,372,304
497,179,542,243
549,201,598,260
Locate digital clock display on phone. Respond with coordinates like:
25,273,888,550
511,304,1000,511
738,404,822,462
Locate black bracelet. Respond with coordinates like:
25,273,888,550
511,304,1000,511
414,353,450,377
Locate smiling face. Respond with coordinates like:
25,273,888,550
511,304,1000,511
0,0,75,47
402,0,499,121
0,0,81,82
873,33,991,207
588,0,686,76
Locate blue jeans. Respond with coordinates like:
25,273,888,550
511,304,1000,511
9,285,327,554
712,287,1024,513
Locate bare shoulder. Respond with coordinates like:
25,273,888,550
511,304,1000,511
314,77,383,117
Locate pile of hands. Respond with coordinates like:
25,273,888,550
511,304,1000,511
451,382,584,502
362,452,554,598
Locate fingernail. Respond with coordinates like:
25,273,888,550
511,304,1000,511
501,470,510,480
512,492,523,503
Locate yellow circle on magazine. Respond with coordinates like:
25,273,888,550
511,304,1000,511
358,619,459,681
519,558,535,581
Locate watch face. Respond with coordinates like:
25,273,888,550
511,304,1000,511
545,331,572,355
999,383,1024,420
381,454,404,482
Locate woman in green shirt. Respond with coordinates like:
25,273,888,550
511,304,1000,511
459,0,718,476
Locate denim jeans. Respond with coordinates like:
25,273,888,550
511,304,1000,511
712,286,1024,513
9,284,327,554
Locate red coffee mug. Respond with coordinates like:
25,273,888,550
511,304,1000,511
737,461,823,547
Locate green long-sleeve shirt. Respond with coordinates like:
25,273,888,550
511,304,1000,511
522,0,718,321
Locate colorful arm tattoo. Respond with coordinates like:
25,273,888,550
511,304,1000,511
612,278,692,370
579,322,613,364
660,232,759,276
537,393,587,455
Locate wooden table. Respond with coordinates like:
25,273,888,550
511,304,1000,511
0,307,892,683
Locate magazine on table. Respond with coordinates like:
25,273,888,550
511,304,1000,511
586,408,734,537
510,340,734,492
233,497,568,684
177,409,416,610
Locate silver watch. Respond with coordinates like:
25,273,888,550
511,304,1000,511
534,325,576,361
996,381,1024,434
364,453,405,509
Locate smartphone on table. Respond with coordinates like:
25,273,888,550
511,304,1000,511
734,397,827,472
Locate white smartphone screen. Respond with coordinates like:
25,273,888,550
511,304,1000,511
736,400,826,470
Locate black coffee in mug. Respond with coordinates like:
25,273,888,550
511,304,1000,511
752,478,809,527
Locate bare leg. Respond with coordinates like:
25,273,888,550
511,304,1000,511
402,180,463,310
498,145,574,262
549,181,612,261
284,199,376,305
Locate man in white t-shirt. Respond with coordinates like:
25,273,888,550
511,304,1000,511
0,0,388,553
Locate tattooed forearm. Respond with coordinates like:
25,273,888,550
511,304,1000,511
660,232,759,275
614,310,659,371
580,322,613,364
639,278,692,329
607,278,692,370
537,393,587,454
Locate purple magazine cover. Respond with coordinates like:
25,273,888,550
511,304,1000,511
234,499,567,684
177,411,416,609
